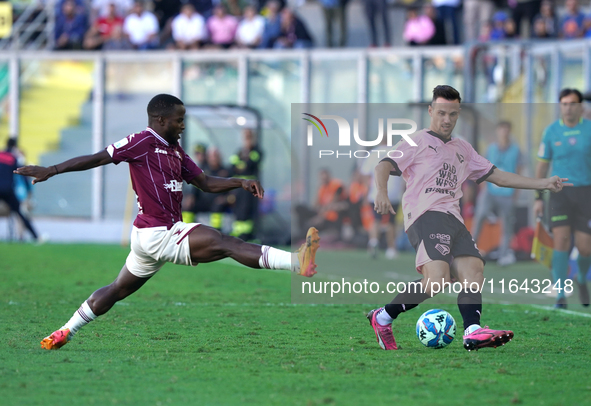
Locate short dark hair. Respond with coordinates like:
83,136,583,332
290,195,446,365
559,88,583,103
6,138,17,150
147,94,184,118
497,120,512,129
432,85,461,103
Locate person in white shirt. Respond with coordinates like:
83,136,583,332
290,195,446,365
235,5,266,48
123,0,160,50
171,3,207,49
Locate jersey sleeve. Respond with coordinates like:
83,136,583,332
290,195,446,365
467,143,496,184
537,127,552,162
179,146,203,182
379,136,419,176
106,133,151,165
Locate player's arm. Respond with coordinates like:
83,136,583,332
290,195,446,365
374,160,396,215
486,168,570,193
13,150,113,185
190,172,264,198
532,160,551,216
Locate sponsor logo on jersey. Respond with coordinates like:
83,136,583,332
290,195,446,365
435,243,450,256
155,148,168,155
430,233,451,244
554,141,562,146
425,187,456,198
114,137,129,149
456,152,464,163
164,179,183,192
429,145,438,153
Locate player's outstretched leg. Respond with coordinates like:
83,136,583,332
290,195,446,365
41,265,150,350
188,225,319,276
367,278,430,350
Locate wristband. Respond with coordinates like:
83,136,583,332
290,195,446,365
53,165,59,175
534,190,544,200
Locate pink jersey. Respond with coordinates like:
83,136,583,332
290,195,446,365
106,128,203,229
383,129,495,231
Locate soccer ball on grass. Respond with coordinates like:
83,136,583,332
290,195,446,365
416,309,456,349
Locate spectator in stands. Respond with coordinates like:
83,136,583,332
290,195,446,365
152,0,182,30
490,11,509,40
432,0,460,45
90,0,132,22
319,0,348,47
102,24,133,50
274,8,313,49
464,0,495,43
504,16,518,39
424,3,446,45
258,0,282,48
221,0,249,17
364,0,390,47
472,121,522,266
403,7,435,46
533,0,558,38
84,2,124,50
187,0,214,21
235,5,265,48
151,0,182,46
510,0,541,38
478,21,493,42
560,0,585,39
171,3,207,50
206,5,239,49
54,0,87,50
123,1,160,50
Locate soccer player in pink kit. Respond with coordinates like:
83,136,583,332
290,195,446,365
367,86,570,351
15,94,319,350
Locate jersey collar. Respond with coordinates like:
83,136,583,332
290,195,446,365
146,127,169,146
559,117,583,127
427,130,452,144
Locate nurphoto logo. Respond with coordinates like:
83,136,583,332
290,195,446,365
303,114,418,159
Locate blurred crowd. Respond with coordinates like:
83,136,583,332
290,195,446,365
40,0,591,51
51,0,313,50
404,0,591,46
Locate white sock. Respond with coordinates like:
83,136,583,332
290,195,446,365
376,308,394,325
464,324,481,335
259,246,294,271
62,301,97,336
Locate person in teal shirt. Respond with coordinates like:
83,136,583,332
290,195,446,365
472,121,522,266
535,88,591,309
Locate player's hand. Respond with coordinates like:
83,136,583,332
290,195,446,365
14,165,56,184
533,200,544,218
374,191,395,215
546,176,572,193
242,179,264,198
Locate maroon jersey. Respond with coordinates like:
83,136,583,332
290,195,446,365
106,128,203,229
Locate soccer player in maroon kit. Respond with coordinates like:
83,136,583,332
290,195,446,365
15,94,319,350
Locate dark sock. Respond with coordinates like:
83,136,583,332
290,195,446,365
384,279,430,320
458,290,482,330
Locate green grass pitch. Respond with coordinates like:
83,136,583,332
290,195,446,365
1,243,590,406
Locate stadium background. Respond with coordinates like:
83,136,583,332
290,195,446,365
0,1,589,245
